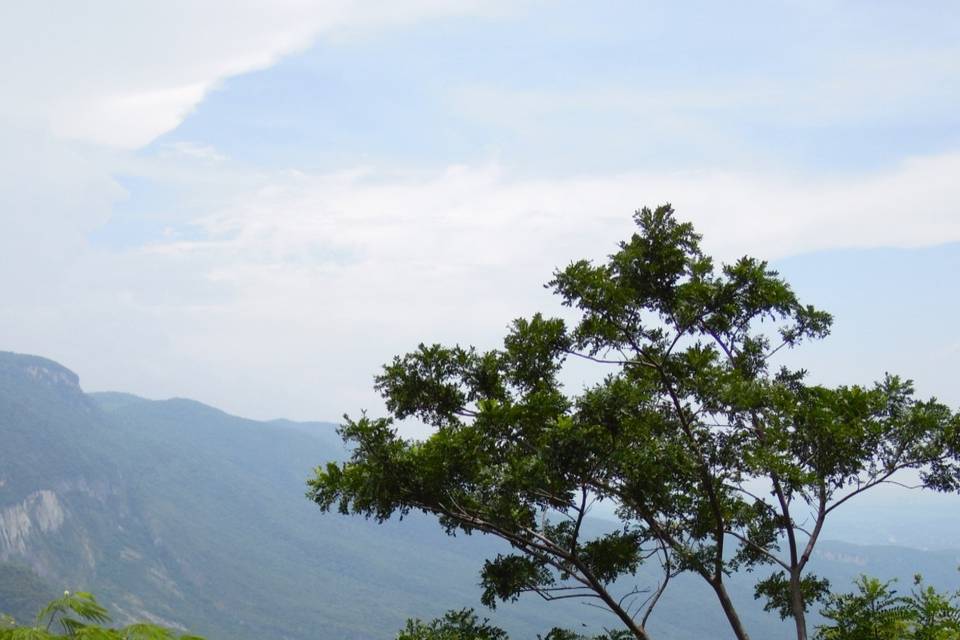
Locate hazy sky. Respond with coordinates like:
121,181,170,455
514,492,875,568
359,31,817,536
2,1,959,424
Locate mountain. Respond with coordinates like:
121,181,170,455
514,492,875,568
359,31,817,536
0,352,619,638
1,351,957,639
0,561,57,623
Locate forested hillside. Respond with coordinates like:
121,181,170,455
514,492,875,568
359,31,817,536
1,351,957,639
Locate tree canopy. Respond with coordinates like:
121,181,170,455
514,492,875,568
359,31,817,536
309,205,960,640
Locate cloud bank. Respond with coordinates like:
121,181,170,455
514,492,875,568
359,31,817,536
0,1,506,148
12,151,948,421
2,1,957,424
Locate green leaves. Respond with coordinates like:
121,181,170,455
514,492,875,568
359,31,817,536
0,592,201,640
502,315,571,394
816,575,960,640
308,416,413,523
35,592,109,637
539,630,635,640
311,205,960,640
578,530,645,584
480,554,555,608
550,205,704,354
377,344,476,427
907,577,960,640
754,572,831,620
395,609,635,640
397,609,508,640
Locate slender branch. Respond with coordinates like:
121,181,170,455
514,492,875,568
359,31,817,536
434,496,578,569
571,486,589,554
704,326,737,361
661,374,726,579
665,322,691,357
641,544,673,628
724,529,791,571
879,479,924,490
824,465,908,516
531,590,604,602
565,349,657,369
762,339,790,362
618,586,648,610
725,483,777,509
797,482,827,572
530,585,599,593
771,476,798,565
431,490,661,640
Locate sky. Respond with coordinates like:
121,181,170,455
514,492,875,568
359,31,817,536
2,1,959,427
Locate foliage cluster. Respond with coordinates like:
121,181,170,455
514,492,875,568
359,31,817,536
0,591,202,640
817,575,960,640
396,608,632,640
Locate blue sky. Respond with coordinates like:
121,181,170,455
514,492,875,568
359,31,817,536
153,1,960,176
1,1,958,425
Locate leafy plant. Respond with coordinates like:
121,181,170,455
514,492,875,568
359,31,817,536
0,591,203,640
817,575,960,640
907,575,960,640
395,609,633,640
397,609,508,640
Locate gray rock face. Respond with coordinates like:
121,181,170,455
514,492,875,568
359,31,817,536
0,490,66,558
0,352,80,390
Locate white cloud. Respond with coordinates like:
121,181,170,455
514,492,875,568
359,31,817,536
159,151,960,274
0,0,523,314
0,1,511,149
28,151,949,421
160,141,228,163
50,83,211,149
1,0,958,424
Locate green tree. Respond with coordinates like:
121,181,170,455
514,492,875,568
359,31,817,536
817,575,960,640
395,609,632,640
396,609,508,640
907,577,960,640
817,577,913,640
309,206,960,640
0,591,203,640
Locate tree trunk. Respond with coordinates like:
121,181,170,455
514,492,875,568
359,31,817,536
790,570,808,640
711,580,752,640
589,579,653,640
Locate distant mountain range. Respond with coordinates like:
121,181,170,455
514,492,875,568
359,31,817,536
1,351,958,639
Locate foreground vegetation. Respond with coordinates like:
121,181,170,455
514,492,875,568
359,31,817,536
311,206,960,640
5,576,956,640
0,592,202,639
404,574,960,639
818,576,960,640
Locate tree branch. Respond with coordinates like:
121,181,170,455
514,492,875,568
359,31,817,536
724,529,790,571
